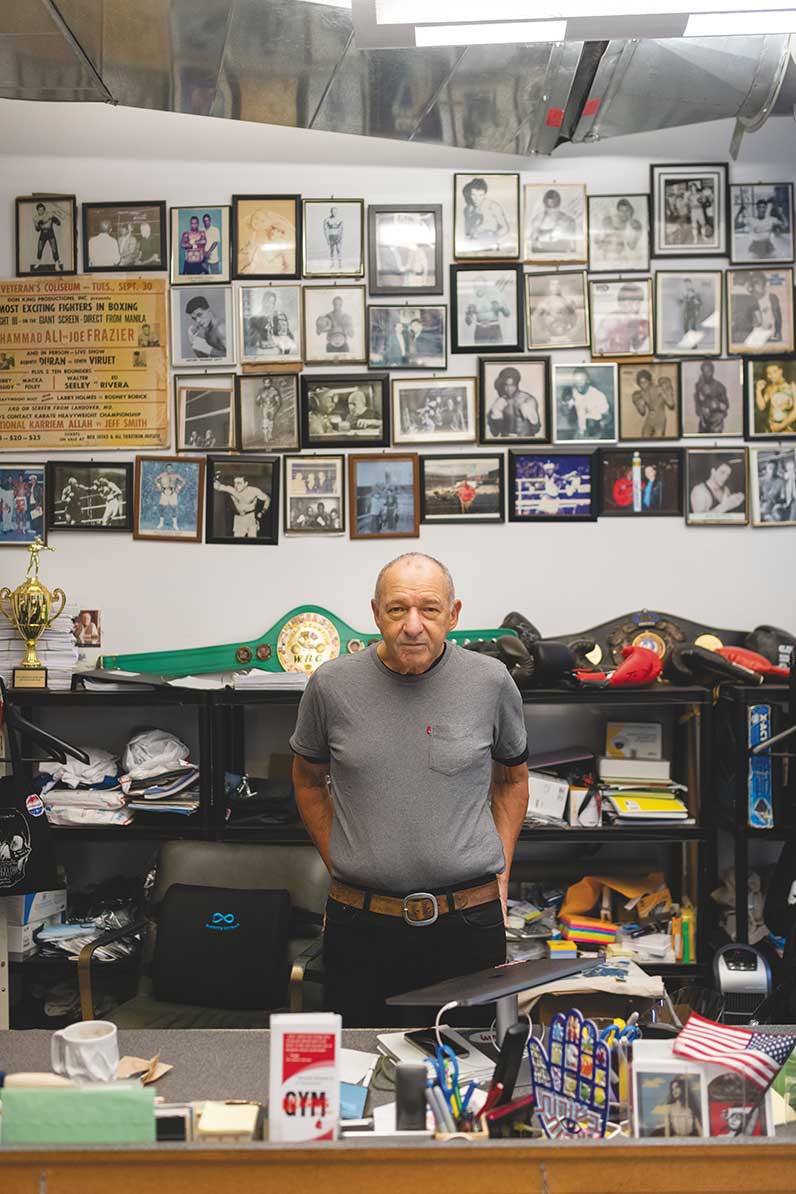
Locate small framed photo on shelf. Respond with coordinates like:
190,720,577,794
420,454,505,524
206,455,280,544
522,183,587,265
553,362,617,445
685,448,748,526
453,173,520,260
170,285,235,367
133,456,204,543
632,1060,707,1138
525,271,589,351
618,362,680,441
680,359,744,437
349,452,419,540
450,264,523,354
729,183,794,265
301,373,389,449
237,374,300,452
392,376,477,446
654,271,723,358
479,356,549,444
232,194,301,279
589,278,653,358
15,195,76,276
745,357,796,439
368,304,447,370
238,284,303,366
302,199,364,278
587,194,650,273
82,200,166,272
600,447,683,517
727,267,795,355
46,462,132,532
0,464,46,545
284,454,345,534
170,205,230,284
650,163,728,257
509,449,597,523
367,205,443,296
303,285,367,365
174,374,236,452
751,446,796,526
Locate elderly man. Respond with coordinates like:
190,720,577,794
290,552,529,1026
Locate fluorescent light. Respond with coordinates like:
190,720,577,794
415,19,565,45
377,0,796,22
298,0,352,7
685,8,796,34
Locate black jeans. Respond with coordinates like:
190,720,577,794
322,876,506,1028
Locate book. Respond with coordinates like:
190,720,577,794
604,792,689,820
597,757,671,783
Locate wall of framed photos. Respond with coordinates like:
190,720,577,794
0,100,795,657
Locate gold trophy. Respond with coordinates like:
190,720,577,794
0,538,66,689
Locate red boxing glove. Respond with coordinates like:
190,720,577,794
716,646,790,680
609,645,662,687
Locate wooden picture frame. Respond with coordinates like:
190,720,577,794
348,452,420,540
284,453,345,535
133,455,205,543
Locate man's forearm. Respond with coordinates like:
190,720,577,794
292,757,334,873
490,762,529,912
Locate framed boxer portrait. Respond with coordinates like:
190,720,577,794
15,195,77,277
680,359,744,438
618,363,680,441
727,267,795,356
479,356,549,444
588,194,650,273
450,264,523,354
525,271,589,351
284,454,345,534
453,173,520,260
133,455,204,543
685,448,748,526
745,357,796,439
751,446,796,526
205,455,280,545
589,278,653,358
236,374,300,453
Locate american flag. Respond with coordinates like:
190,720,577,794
673,1012,796,1089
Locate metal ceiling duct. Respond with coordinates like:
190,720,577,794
0,1,792,156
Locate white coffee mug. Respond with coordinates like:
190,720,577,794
51,1020,119,1083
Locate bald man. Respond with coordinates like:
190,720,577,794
290,552,529,1026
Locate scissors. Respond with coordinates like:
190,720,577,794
599,1015,640,1046
428,1044,462,1116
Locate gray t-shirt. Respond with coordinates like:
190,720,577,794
289,643,528,890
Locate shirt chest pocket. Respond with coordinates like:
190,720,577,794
428,724,482,777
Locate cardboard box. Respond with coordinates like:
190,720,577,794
605,722,663,760
527,771,569,820
4,889,67,925
8,911,64,961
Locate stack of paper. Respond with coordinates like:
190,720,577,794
603,791,689,821
233,670,309,690
560,914,618,946
126,791,199,816
0,598,80,690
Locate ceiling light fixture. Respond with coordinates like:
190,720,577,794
375,0,796,22
685,8,796,34
414,19,566,46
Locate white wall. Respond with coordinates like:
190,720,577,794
1,101,796,658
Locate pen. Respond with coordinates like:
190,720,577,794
428,1085,456,1132
480,1082,505,1117
460,1080,476,1111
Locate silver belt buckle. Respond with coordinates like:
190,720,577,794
402,891,438,926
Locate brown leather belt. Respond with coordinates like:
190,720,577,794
329,878,500,926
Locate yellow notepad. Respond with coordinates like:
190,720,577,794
605,792,688,819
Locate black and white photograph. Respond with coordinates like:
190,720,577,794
301,373,388,449
368,305,447,370
651,163,727,257
82,201,166,272
239,284,303,366
522,183,587,265
392,377,477,446
72,610,102,648
727,267,795,355
588,194,650,273
453,173,520,260
600,448,683,517
367,206,443,296
206,455,279,544
553,363,617,444
170,285,234,367
236,374,300,453
302,199,364,277
509,450,597,522
450,265,523,353
46,462,132,532
590,278,653,358
284,454,344,534
751,446,796,526
174,374,236,452
349,453,419,540
133,456,204,543
618,363,680,441
681,360,744,438
479,357,549,444
655,271,722,357
633,1066,707,1138
525,271,589,351
303,285,367,364
420,455,504,524
730,183,794,265
15,195,76,276
746,357,796,438
686,448,748,526
170,205,230,284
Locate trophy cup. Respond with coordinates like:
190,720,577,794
0,538,66,690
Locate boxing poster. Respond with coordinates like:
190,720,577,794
0,276,168,450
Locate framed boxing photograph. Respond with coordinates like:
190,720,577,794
348,452,420,540
745,357,796,439
509,449,597,523
553,362,617,445
479,356,550,445
751,446,796,526
170,285,235,367
618,363,680,441
727,267,795,356
685,448,748,526
655,270,723,358
15,195,77,276
170,205,231,283
589,278,653,358
284,454,345,535
231,194,301,280
450,264,523,354
133,455,204,543
680,359,744,438
392,376,477,446
368,304,447,370
174,374,236,452
453,173,520,260
82,200,166,272
302,199,364,278
367,205,443,296
46,462,133,532
236,374,300,453
522,183,587,265
650,163,728,258
238,284,302,367
205,455,280,545
420,454,505,524
301,373,389,449
303,285,367,365
0,464,46,546
587,194,650,273
599,448,683,517
729,183,794,266
525,271,589,351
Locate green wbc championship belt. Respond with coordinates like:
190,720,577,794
100,605,516,678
